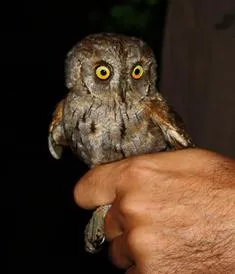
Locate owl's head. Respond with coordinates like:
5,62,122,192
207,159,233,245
65,33,158,101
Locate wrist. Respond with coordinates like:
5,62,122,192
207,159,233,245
199,154,235,272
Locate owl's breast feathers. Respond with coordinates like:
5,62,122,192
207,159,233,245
48,93,194,167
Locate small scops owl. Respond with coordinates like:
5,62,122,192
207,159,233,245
48,33,194,253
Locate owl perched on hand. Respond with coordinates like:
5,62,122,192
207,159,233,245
48,33,194,254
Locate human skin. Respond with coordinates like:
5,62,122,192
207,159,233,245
74,148,235,273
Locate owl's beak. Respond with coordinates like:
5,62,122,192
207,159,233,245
119,82,126,102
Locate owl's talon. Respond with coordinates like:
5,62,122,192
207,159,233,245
84,204,111,253
84,235,106,254
48,134,63,159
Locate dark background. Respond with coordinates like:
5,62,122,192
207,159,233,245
6,1,168,273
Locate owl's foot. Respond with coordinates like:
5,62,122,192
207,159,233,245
84,204,111,254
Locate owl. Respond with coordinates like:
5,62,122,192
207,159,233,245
48,33,194,254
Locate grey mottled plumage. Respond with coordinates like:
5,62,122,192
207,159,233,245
48,33,194,253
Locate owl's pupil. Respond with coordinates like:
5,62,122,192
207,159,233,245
134,68,140,75
101,70,107,76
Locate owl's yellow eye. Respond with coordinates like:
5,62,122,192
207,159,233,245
95,65,111,80
132,65,144,79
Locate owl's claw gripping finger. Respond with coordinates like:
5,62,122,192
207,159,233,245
84,204,111,253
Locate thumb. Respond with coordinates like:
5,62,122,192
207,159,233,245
73,162,119,209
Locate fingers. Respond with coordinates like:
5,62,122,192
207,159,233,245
73,148,211,210
104,204,148,271
108,233,134,270
73,154,155,210
73,155,145,210
73,162,119,209
126,265,139,274
107,228,156,272
104,204,123,241
103,192,155,242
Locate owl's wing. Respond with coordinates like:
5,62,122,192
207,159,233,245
146,96,195,149
48,100,67,159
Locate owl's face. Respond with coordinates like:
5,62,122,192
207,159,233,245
65,33,158,101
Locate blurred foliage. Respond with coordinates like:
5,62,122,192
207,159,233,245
102,0,167,49
107,0,160,32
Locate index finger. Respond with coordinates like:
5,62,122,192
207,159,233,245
73,161,121,209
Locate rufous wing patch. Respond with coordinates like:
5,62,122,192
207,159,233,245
48,100,67,159
144,97,194,149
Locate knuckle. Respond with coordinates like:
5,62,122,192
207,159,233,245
119,196,139,218
122,156,156,185
122,157,145,178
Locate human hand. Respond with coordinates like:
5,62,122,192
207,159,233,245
74,149,235,273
